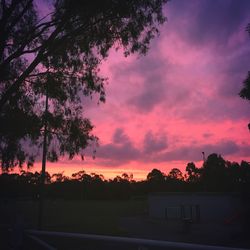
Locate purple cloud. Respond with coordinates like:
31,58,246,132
95,129,140,165
169,0,250,48
112,128,130,144
143,131,168,154
156,140,242,162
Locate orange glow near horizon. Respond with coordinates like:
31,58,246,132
9,154,250,182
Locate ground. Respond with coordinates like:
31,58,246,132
0,199,249,249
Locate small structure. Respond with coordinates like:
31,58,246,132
148,192,242,223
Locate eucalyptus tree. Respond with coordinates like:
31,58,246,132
0,0,168,170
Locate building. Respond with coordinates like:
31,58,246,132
148,192,243,223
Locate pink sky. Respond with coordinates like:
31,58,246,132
28,0,250,180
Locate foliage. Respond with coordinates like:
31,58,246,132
239,71,250,101
200,153,228,191
147,168,165,182
185,162,200,183
239,23,250,130
167,167,184,181
1,154,249,199
0,0,168,170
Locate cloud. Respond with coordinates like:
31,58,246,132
143,131,168,154
112,53,170,113
128,77,166,113
105,0,250,122
203,133,213,138
169,0,250,49
95,128,141,165
156,140,242,162
112,128,130,144
94,127,250,166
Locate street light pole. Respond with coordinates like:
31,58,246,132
38,84,49,230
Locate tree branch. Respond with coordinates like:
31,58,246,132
0,23,64,112
0,21,55,73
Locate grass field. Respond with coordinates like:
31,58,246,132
3,199,147,235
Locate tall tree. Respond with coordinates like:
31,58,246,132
200,153,228,191
0,0,168,170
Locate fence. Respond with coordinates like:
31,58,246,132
26,229,249,250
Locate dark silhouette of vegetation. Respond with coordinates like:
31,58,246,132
239,23,250,130
1,153,249,200
185,162,200,183
0,0,168,171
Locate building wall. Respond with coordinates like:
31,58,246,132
148,193,241,222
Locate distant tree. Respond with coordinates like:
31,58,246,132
185,162,200,183
239,161,250,186
71,170,91,183
226,161,241,187
90,172,104,183
122,172,133,182
20,170,40,185
167,168,184,181
239,23,250,130
51,172,68,182
147,168,165,182
0,0,168,170
239,72,250,101
113,175,123,183
200,153,228,191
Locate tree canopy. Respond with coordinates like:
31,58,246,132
0,0,168,170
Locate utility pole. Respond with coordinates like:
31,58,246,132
202,151,206,162
38,84,49,230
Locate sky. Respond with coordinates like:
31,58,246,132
31,0,250,180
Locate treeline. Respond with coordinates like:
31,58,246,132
1,153,250,200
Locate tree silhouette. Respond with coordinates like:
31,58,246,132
239,23,250,130
51,172,68,183
167,168,184,181
239,72,250,101
185,162,200,183
200,153,228,191
239,161,250,187
72,170,90,182
147,168,165,183
122,173,134,182
1,154,250,199
0,0,168,170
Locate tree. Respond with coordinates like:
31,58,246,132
239,23,250,130
185,162,200,183
147,168,165,182
200,153,228,191
239,72,250,101
71,170,90,182
239,161,250,187
121,172,133,182
0,0,168,170
51,172,68,182
167,168,184,181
